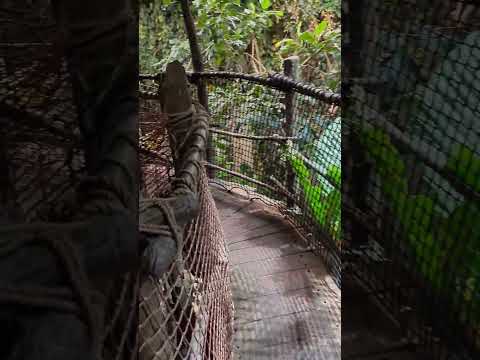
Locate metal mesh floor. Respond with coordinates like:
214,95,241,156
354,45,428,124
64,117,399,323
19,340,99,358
212,186,341,360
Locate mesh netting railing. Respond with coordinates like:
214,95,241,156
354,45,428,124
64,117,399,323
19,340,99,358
145,49,480,358
141,71,342,283
344,1,480,359
138,68,340,358
138,170,233,360
138,63,233,360
1,3,139,359
199,72,342,285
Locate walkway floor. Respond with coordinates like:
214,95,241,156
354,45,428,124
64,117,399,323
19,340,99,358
212,187,341,360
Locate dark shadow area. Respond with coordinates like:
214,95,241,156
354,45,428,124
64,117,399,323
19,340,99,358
343,1,480,359
0,2,139,359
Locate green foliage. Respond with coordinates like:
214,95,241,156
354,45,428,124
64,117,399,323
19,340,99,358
360,129,438,263
140,0,341,89
239,163,254,178
140,1,189,73
259,0,272,10
438,202,480,276
360,126,480,309
274,17,340,89
446,144,480,192
212,134,233,176
327,164,341,187
193,0,283,69
289,154,341,241
362,128,408,198
441,202,480,248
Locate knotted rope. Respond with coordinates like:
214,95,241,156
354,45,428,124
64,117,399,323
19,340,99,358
140,101,209,277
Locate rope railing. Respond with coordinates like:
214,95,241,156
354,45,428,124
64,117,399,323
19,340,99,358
138,62,233,359
140,71,341,105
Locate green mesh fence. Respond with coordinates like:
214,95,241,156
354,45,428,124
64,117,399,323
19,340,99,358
344,1,480,359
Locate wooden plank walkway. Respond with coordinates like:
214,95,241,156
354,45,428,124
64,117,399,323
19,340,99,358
212,187,341,360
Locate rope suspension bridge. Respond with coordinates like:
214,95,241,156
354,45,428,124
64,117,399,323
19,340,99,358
1,1,480,360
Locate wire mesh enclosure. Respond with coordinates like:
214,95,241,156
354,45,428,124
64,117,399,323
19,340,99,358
194,72,342,286
343,1,480,359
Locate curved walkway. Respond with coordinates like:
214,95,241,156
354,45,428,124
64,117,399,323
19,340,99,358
212,187,341,360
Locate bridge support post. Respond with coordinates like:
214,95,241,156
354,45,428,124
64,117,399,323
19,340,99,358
180,0,216,179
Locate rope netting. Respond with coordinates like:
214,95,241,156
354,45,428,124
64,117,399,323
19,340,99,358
138,64,233,360
0,50,139,360
344,1,480,359
138,172,233,359
139,69,342,358
144,73,342,284
1,3,139,360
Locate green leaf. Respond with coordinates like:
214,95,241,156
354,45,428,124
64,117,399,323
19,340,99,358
299,31,316,44
289,154,309,180
446,144,480,192
441,202,480,253
296,21,303,36
239,163,251,174
314,20,328,36
398,195,435,232
289,154,341,237
326,189,341,217
274,38,294,48
327,165,341,187
382,175,408,200
259,0,272,10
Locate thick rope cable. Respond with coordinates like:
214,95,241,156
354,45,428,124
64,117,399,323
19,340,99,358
139,99,209,283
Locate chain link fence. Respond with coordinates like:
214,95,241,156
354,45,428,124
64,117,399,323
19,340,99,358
344,1,480,359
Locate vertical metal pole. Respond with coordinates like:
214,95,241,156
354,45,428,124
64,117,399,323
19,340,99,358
180,0,215,178
283,56,299,208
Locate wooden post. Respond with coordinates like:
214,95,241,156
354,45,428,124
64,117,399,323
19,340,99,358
180,0,216,178
283,56,299,208
180,0,207,108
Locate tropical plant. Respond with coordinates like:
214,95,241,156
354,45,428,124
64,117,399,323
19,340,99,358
360,126,480,317
140,0,341,89
289,153,341,242
274,18,340,90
